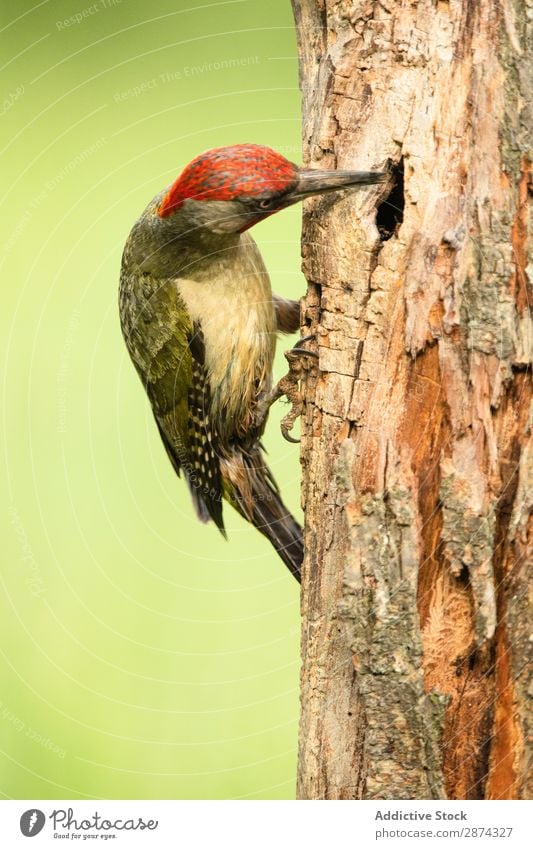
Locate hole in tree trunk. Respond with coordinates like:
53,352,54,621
376,158,405,240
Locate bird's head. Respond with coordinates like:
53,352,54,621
157,144,387,234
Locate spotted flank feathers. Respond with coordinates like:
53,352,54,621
186,324,224,532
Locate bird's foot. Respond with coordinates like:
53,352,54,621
256,334,318,443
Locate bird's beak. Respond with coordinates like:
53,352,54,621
285,168,388,205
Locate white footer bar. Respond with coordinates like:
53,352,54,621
1,799,530,848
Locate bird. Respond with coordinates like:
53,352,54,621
119,144,386,582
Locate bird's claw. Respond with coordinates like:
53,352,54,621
287,347,319,359
256,334,318,443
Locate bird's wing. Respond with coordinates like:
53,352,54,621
126,275,225,532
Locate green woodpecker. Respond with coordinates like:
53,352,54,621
119,144,385,582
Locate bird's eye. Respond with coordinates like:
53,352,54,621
258,198,273,210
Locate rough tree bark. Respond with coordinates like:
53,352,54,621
292,0,531,800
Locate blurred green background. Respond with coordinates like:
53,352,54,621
1,0,303,799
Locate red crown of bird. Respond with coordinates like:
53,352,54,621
159,144,298,217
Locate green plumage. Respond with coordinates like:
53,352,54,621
119,188,303,580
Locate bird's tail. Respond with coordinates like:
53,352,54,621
222,448,303,582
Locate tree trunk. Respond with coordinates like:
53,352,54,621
292,0,531,800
